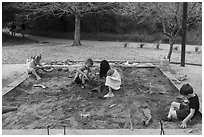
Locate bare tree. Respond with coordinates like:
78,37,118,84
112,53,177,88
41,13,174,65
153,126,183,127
122,2,202,61
13,2,120,46
153,2,201,60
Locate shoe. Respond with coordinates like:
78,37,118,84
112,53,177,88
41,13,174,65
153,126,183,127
104,93,114,98
81,85,85,89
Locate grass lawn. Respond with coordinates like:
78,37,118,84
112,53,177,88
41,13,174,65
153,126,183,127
2,33,202,65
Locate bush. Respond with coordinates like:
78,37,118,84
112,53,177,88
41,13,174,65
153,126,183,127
139,43,145,48
156,43,160,49
124,42,128,48
156,40,162,49
195,47,199,51
174,46,179,50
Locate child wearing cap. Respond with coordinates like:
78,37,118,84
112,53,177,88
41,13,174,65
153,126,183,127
166,83,200,128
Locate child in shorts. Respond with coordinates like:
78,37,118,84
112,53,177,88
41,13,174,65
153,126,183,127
26,54,43,80
74,58,94,88
167,83,200,128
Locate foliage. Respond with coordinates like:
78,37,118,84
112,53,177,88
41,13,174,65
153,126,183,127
195,47,199,52
2,2,202,46
122,2,202,60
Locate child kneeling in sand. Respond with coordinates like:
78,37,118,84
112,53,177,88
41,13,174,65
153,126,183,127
26,54,43,80
167,83,200,128
99,60,121,98
74,58,94,88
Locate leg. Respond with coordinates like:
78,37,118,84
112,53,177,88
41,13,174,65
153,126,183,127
81,75,85,88
74,72,79,79
104,76,115,97
167,102,180,119
104,86,114,98
30,68,41,80
81,75,85,84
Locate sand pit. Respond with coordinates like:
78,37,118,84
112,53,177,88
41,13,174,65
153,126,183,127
2,63,201,130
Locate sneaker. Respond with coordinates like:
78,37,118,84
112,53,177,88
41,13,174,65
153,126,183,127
104,93,114,98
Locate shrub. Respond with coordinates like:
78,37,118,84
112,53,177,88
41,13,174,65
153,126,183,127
156,40,162,49
124,42,128,48
195,46,199,51
174,46,179,50
156,43,160,49
140,43,145,48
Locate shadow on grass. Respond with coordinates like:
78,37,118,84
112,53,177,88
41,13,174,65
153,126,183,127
2,32,38,46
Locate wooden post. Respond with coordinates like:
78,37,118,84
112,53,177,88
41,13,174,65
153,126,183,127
181,2,188,67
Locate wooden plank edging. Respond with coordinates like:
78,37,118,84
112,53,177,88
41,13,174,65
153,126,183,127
2,63,177,96
2,73,27,96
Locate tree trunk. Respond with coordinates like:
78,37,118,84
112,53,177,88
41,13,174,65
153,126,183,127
93,13,98,35
167,38,174,61
72,14,81,46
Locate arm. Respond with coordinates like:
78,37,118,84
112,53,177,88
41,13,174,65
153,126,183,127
35,60,43,67
107,69,114,76
180,108,195,128
76,66,88,78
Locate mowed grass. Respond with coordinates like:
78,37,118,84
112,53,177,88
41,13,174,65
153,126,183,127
2,33,37,45
2,33,202,64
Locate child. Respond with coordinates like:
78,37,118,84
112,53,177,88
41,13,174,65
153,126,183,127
10,22,16,36
166,83,200,128
99,60,121,98
74,58,94,88
26,54,43,80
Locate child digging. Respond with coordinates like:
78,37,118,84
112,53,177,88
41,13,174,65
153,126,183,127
74,58,94,88
166,83,200,128
99,60,121,98
26,54,44,80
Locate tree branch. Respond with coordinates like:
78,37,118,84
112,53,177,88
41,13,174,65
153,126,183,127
161,19,171,38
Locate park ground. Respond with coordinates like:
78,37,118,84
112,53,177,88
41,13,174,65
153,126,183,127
2,32,202,134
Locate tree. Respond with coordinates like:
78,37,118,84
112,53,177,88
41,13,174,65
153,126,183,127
121,2,202,60
153,2,201,60
12,2,120,46
2,2,21,26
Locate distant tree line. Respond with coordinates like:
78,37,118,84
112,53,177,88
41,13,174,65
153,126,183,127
2,2,202,60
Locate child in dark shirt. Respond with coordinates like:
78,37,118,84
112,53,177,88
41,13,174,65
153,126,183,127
167,83,200,128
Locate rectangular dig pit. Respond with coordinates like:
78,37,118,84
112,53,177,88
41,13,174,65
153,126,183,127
2,64,187,130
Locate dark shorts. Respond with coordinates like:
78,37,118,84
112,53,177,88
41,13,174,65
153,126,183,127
75,76,82,84
176,104,189,120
